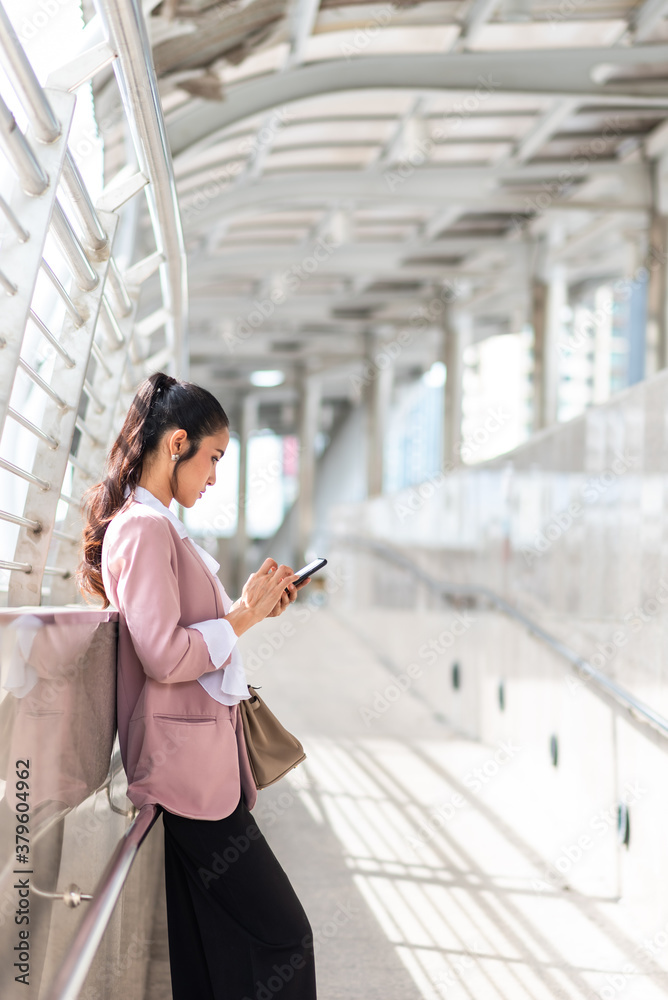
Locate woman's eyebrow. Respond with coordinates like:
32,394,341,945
216,448,224,456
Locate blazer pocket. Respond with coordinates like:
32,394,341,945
152,713,216,725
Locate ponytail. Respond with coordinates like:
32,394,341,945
78,371,229,606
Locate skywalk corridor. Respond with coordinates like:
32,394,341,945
142,606,668,1000
3,0,668,996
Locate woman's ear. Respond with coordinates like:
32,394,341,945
167,427,188,458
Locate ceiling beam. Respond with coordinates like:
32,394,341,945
237,0,320,187
285,0,321,69
451,0,501,52
546,215,628,264
372,96,428,169
185,240,528,275
185,294,468,320
420,207,466,243
167,46,668,156
629,0,668,42
506,98,581,166
179,164,650,234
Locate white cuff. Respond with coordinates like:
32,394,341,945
3,614,41,698
196,633,251,704
220,652,251,699
189,617,237,669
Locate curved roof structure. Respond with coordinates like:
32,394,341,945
89,0,668,425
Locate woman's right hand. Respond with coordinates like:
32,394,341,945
226,559,299,636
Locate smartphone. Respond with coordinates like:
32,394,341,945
287,557,328,590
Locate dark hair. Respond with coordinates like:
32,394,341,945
78,371,229,606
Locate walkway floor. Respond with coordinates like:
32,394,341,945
145,603,668,1000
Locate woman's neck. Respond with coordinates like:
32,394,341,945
137,470,173,508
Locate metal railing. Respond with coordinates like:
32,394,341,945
0,0,187,606
336,534,668,747
44,803,159,1000
94,0,187,376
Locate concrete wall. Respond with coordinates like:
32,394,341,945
325,366,668,924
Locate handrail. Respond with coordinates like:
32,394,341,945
0,2,61,142
93,0,188,376
0,0,188,594
44,803,159,1000
336,534,668,745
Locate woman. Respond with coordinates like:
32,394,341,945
78,371,317,1000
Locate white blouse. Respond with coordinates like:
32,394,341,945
122,485,251,706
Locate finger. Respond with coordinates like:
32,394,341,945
270,594,288,616
257,557,278,576
294,576,311,590
281,573,301,595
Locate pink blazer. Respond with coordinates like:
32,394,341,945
101,500,257,820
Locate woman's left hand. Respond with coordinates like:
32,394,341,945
265,576,310,618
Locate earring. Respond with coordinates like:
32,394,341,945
171,454,179,461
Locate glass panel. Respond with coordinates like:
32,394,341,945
0,610,160,999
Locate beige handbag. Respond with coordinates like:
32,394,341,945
239,685,307,789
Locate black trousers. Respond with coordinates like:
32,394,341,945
162,792,317,1000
